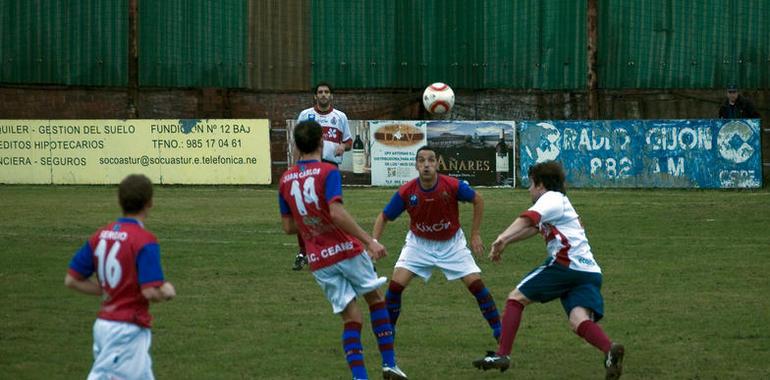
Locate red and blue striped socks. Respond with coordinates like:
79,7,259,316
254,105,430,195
385,281,404,328
369,302,396,368
468,279,502,341
342,321,367,379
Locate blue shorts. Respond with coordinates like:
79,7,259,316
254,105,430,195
516,263,605,322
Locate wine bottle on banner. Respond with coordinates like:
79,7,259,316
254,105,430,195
495,128,510,186
352,131,365,174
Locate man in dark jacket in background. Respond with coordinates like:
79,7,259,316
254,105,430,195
719,84,760,119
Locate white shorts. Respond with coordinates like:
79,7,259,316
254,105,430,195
313,252,387,314
395,229,481,282
88,318,154,380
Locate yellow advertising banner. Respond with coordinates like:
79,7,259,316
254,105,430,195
0,119,271,184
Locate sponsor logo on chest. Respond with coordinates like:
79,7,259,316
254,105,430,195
415,219,451,233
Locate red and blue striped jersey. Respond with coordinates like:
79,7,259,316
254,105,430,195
278,160,364,271
383,175,475,241
68,218,165,328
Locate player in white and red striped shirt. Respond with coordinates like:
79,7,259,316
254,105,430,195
297,82,352,166
292,82,353,271
473,161,625,380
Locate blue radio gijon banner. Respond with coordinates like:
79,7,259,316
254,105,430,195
519,119,762,188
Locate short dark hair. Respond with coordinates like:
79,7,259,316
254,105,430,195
294,120,323,154
313,82,333,94
415,145,436,160
528,161,567,194
118,174,153,214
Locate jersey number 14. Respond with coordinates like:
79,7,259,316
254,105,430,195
289,177,320,216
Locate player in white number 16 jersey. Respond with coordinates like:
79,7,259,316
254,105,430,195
66,174,176,380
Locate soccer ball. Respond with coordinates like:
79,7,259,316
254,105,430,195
422,82,455,114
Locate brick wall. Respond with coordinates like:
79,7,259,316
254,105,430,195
1,86,767,185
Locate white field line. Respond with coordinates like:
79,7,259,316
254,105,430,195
0,230,288,246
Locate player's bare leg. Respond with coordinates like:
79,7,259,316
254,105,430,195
390,268,415,289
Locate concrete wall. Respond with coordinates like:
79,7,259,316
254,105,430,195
1,86,767,185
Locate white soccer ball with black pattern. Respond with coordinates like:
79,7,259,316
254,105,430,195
422,82,455,114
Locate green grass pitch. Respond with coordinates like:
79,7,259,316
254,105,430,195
1,185,769,379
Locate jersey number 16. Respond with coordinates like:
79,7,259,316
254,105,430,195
94,239,123,289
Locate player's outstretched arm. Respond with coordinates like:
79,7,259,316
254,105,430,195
142,282,176,303
330,202,387,259
64,273,102,296
489,217,539,262
372,212,389,241
469,193,485,256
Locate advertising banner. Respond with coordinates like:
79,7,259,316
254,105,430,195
0,119,271,184
286,120,515,187
519,119,762,188
286,120,372,185
369,121,427,186
426,121,515,187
